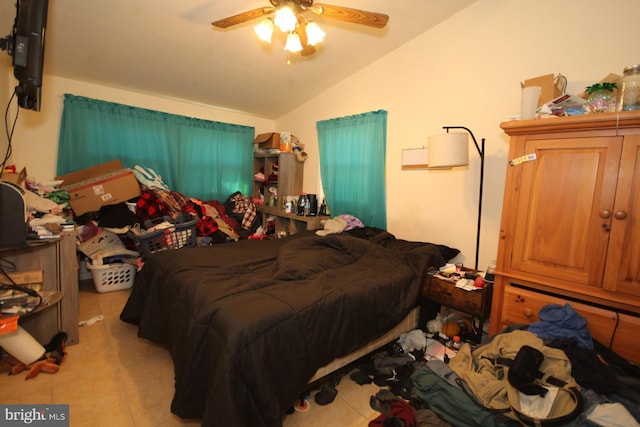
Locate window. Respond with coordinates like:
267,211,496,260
316,110,387,229
57,94,254,201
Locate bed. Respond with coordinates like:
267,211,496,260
119,227,458,426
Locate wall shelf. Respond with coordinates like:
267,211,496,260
257,205,323,235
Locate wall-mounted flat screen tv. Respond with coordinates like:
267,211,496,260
1,0,49,111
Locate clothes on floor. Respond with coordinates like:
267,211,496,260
527,303,593,350
369,389,417,427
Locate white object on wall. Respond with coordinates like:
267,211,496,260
401,147,429,170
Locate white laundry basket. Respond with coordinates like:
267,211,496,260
86,262,136,293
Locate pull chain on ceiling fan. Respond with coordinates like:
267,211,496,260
211,0,389,61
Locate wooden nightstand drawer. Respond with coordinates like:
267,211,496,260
423,275,492,318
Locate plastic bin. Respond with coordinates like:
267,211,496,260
130,213,197,258
86,262,136,293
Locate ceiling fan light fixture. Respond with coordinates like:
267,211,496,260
305,21,325,46
213,1,390,61
254,18,274,43
274,6,297,32
284,31,303,53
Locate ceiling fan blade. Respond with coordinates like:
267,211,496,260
312,4,389,28
297,17,316,57
212,7,275,29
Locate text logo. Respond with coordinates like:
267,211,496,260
1,405,69,426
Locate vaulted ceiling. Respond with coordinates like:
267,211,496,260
1,0,477,119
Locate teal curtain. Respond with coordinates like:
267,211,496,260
316,110,387,229
57,94,254,201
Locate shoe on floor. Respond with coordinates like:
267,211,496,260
314,384,338,406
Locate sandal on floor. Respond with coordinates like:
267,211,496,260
314,384,338,405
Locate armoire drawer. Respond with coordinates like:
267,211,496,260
502,286,617,347
611,313,640,365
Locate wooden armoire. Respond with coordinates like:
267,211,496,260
490,111,640,364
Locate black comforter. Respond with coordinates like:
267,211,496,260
120,228,452,426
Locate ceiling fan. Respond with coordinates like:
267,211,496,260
212,0,389,58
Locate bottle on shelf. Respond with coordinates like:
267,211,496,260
304,197,310,216
318,199,329,216
297,195,307,216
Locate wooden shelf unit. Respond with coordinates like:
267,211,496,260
1,231,79,346
253,151,322,234
253,152,302,209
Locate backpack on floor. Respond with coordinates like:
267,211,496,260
449,330,583,426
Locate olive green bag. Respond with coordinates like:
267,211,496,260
449,330,583,426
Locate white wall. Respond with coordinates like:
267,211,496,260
0,55,10,158
276,0,640,270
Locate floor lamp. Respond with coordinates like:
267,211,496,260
428,126,485,270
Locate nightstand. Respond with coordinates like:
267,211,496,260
422,272,493,343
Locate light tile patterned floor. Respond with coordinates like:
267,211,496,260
0,281,379,426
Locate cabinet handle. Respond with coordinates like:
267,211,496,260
614,210,628,220
523,308,533,318
599,210,611,219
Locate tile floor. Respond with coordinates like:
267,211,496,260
0,280,382,426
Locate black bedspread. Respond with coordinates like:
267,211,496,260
120,229,452,426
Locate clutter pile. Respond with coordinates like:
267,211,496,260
0,331,67,380
1,160,264,296
253,131,307,162
1,165,74,239
295,303,640,427
518,68,640,120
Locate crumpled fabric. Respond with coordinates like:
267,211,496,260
229,193,256,230
397,329,427,352
369,400,417,427
339,214,365,231
315,216,347,236
586,402,640,427
24,189,62,213
412,366,498,427
372,352,415,376
133,165,170,191
527,303,594,349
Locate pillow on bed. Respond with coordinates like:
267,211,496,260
433,244,460,261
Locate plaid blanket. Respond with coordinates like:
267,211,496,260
229,193,257,230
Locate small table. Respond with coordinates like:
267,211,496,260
422,272,493,343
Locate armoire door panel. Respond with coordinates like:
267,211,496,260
511,136,622,287
603,136,640,296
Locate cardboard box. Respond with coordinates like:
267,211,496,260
0,167,27,186
254,133,280,149
521,74,566,107
0,270,43,295
56,160,141,216
0,270,43,286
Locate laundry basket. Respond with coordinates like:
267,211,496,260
86,262,136,293
130,213,198,258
